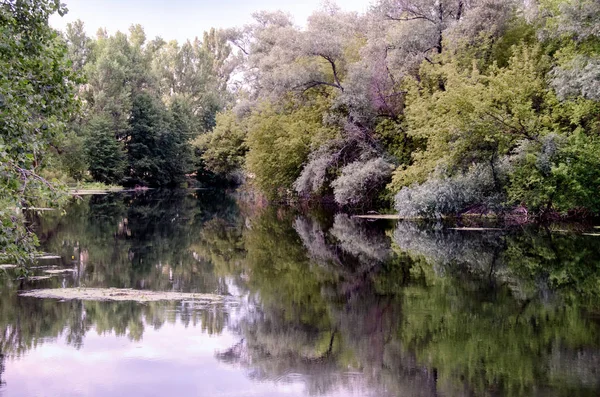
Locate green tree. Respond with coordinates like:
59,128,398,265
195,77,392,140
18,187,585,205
58,130,88,181
392,44,553,189
64,19,91,73
84,115,126,184
245,98,335,199
127,92,191,186
0,0,80,265
194,110,248,176
150,33,233,132
84,31,134,141
164,97,195,181
127,92,165,185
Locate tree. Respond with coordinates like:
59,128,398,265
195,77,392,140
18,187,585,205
389,44,573,215
166,97,195,179
544,0,600,101
126,92,191,186
0,0,80,265
64,19,91,72
194,110,248,177
58,130,88,181
150,33,233,132
84,115,126,184
245,98,335,199
127,92,165,186
84,31,134,141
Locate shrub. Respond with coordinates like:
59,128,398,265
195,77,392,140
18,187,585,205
331,157,394,207
394,164,505,219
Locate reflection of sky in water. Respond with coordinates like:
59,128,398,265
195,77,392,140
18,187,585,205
2,315,371,397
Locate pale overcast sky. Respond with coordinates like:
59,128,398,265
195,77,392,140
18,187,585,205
50,0,373,43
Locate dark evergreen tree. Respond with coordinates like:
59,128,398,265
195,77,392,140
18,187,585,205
163,98,195,184
127,92,164,186
127,93,192,186
85,115,126,184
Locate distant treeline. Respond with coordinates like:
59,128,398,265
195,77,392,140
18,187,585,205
49,22,233,187
53,0,600,217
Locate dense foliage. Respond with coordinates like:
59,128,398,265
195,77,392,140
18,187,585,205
61,23,234,187
196,0,599,216
0,0,79,264
0,1,232,264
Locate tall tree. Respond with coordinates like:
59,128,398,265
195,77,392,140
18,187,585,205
127,92,164,185
84,115,126,184
64,19,91,72
127,92,190,186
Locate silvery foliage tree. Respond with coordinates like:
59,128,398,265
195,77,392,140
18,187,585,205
379,0,470,68
340,0,519,124
550,0,600,39
226,6,362,101
547,0,600,100
295,0,464,202
394,163,508,218
297,0,520,204
337,11,407,126
444,0,521,48
331,158,395,206
228,1,525,206
228,7,398,205
551,56,600,101
294,122,395,204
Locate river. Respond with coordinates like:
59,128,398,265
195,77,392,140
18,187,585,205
0,189,599,396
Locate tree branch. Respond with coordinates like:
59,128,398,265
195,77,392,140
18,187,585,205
8,161,56,194
311,53,344,92
294,80,344,92
385,13,435,23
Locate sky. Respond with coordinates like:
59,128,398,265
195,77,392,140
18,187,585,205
50,0,373,43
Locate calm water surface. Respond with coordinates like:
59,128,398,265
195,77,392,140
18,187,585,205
1,190,600,396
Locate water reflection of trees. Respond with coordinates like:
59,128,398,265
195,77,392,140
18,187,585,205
0,279,230,358
392,222,600,306
211,210,440,396
0,349,4,387
10,192,600,396
212,209,600,396
1,190,241,359
33,189,239,293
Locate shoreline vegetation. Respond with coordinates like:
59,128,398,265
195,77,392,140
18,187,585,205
2,0,600,265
